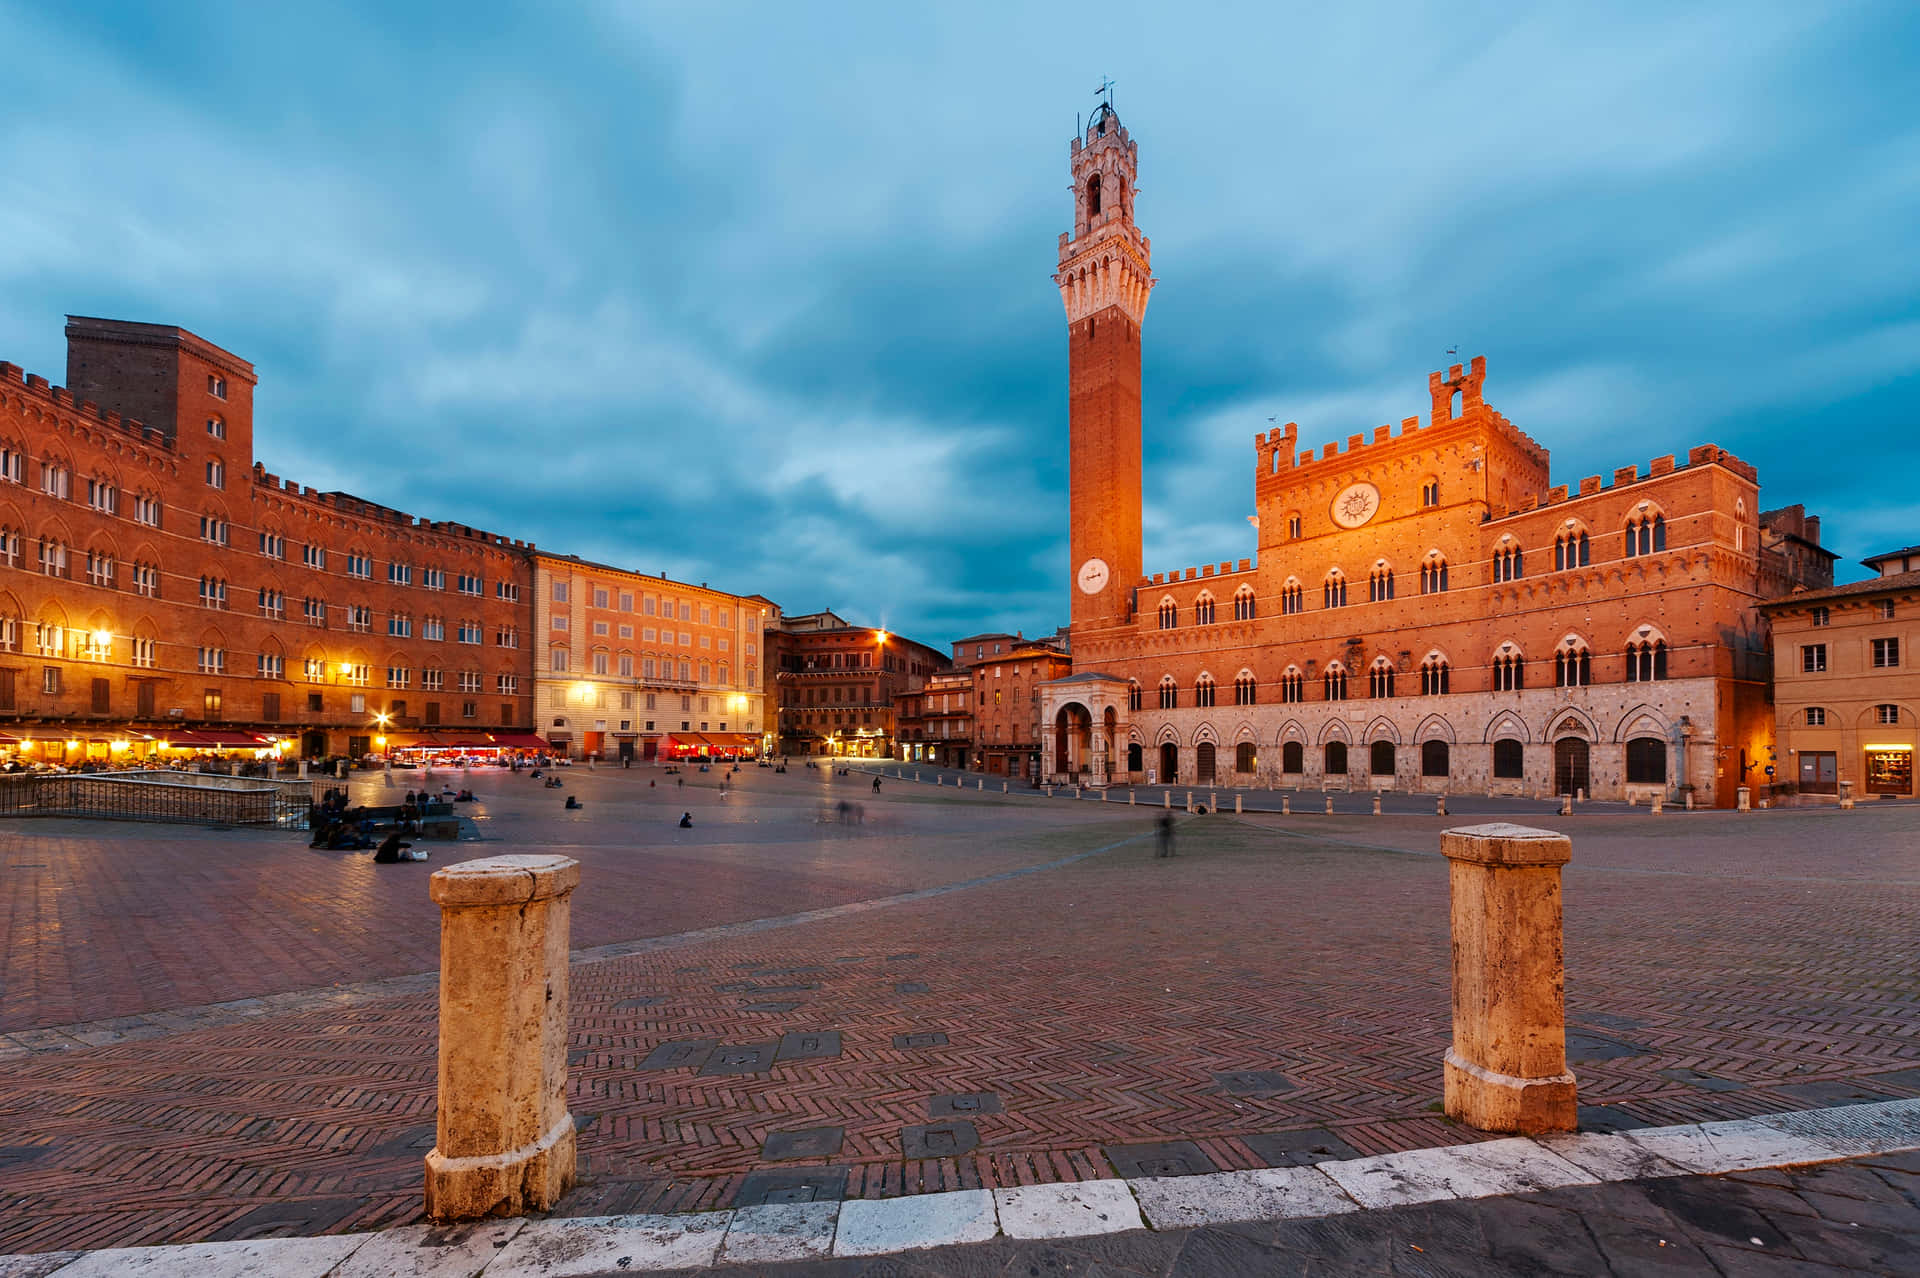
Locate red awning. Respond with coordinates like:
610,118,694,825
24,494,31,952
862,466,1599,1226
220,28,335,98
195,729,271,748
440,737,498,749
394,735,448,750
486,733,553,750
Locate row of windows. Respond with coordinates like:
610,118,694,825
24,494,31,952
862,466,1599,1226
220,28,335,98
1124,737,1670,785
549,581,753,628
1124,643,1667,709
1807,601,1898,627
1800,639,1901,672
1803,704,1903,726
1153,518,1678,627
548,647,755,686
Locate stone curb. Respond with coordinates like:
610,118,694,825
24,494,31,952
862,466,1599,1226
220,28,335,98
2,1099,1914,1276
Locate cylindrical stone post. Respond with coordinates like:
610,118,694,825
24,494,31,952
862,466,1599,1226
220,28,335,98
1186,790,1193,811
1441,824,1576,1134
1372,793,1382,816
977,778,983,790
1128,790,1135,805
1838,780,1854,810
1436,794,1447,816
1002,781,1009,793
1684,791,1694,810
1650,795,1662,815
1282,796,1291,815
425,854,581,1220
1163,790,1171,808
1324,795,1334,815
1737,785,1751,811
1559,794,1572,816
1235,795,1242,814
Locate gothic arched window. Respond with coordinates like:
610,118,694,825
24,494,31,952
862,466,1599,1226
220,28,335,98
1087,173,1102,216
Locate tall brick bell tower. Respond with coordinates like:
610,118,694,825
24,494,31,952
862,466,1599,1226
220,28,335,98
1057,102,1153,633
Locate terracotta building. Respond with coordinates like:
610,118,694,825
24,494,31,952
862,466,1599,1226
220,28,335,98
1035,107,1829,807
771,611,946,757
970,637,1073,779
532,551,777,762
1759,544,1918,798
0,317,535,763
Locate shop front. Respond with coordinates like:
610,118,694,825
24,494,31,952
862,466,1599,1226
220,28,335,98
1865,743,1915,796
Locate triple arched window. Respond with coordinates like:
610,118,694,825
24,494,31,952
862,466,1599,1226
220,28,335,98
1280,579,1304,615
1279,667,1305,703
1420,553,1449,594
1420,654,1451,696
1323,570,1348,609
1233,670,1257,705
1158,675,1178,709
1194,673,1216,708
1194,593,1216,625
1368,564,1394,602
1127,679,1142,711
1491,542,1524,582
1233,586,1255,621
1323,662,1349,701
1368,657,1396,698
1625,512,1666,557
1626,637,1668,681
1554,529,1591,570
1157,598,1177,629
1555,639,1592,687
1492,649,1526,691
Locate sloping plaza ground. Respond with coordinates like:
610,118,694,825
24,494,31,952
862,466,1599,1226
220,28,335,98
0,764,1914,1255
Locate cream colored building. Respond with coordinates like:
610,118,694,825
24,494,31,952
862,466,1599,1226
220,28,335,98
531,552,780,762
1760,546,1919,799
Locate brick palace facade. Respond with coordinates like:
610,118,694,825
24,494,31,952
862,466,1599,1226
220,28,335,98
1037,106,1831,808
0,318,539,761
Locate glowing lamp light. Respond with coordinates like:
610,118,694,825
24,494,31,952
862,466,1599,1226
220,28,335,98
66,740,81,751
337,662,352,676
109,740,130,752
375,735,387,748
374,712,391,726
573,681,593,701
91,629,112,647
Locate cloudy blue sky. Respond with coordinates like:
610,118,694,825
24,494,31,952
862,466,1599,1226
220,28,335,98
4,2,1915,643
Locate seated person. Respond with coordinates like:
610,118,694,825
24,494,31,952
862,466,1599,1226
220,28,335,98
373,832,412,863
678,812,693,828
564,795,582,810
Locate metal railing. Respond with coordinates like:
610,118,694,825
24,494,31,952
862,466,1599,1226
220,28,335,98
0,771,317,827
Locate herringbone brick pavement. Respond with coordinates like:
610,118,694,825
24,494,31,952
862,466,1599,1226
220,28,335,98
0,774,1914,1254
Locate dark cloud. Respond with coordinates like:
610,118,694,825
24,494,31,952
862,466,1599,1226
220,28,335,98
2,1,1914,646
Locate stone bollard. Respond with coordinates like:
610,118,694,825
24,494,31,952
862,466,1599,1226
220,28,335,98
1650,795,1662,815
1324,795,1334,816
1075,785,1082,798
915,770,921,781
1002,781,1008,794
1625,794,1635,807
1235,794,1242,814
1558,794,1572,816
1737,786,1750,812
1045,785,1053,797
1684,791,1693,810
977,778,983,791
1441,824,1577,1134
1437,794,1447,816
1129,790,1135,805
1839,780,1854,811
426,854,581,1220
1186,790,1194,811
1164,790,1171,808
1282,796,1291,815
1576,788,1585,804
1372,793,1382,816
1100,788,1107,801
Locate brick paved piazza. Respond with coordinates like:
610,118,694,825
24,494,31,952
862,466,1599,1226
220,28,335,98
0,766,1915,1253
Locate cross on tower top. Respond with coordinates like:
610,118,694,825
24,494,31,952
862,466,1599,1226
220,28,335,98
1096,77,1116,108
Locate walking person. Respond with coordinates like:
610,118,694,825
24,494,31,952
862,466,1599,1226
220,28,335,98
1156,813,1176,858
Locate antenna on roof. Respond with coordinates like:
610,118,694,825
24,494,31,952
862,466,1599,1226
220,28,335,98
1446,344,1459,361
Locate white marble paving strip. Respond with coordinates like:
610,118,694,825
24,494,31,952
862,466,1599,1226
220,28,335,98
6,1100,1918,1275
1319,1137,1597,1209
482,1212,730,1275
43,1235,364,1277
1130,1166,1358,1229
717,1202,839,1265
833,1188,997,1257
1532,1131,1690,1182
994,1180,1143,1239
1756,1097,1920,1154
1621,1118,1850,1174
330,1219,527,1277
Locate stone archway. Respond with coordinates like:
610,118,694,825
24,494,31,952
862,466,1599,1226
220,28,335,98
1553,737,1590,796
1054,702,1093,778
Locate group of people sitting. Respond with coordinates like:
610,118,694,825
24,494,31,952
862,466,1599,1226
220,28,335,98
307,786,433,862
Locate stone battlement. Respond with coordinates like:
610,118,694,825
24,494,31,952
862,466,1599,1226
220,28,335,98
1256,356,1549,477
0,360,169,447
1484,444,1758,523
250,462,532,550
1139,558,1254,589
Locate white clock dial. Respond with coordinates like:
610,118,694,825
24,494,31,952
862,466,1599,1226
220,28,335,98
1076,557,1111,595
1330,482,1381,529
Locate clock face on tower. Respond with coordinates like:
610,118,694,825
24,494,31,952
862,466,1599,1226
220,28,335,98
1077,557,1111,595
1330,482,1382,529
